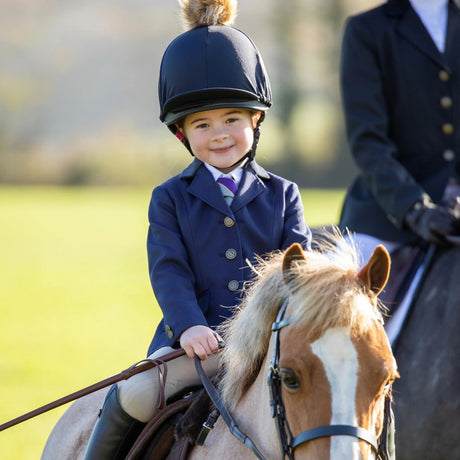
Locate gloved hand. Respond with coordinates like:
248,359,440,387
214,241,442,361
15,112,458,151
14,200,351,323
445,197,460,244
449,197,460,220
405,199,458,245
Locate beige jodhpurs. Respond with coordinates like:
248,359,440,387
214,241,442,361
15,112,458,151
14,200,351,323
118,347,220,422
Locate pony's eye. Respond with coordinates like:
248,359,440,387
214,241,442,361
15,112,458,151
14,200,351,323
280,368,300,390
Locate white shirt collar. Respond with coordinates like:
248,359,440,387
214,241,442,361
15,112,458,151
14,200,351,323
204,159,247,186
410,0,448,52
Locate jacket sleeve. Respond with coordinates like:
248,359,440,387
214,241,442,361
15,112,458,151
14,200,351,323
147,185,208,344
341,16,426,227
281,182,312,251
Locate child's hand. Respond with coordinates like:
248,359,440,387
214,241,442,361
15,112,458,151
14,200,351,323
180,325,222,360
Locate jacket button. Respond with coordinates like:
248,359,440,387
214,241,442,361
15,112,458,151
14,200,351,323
165,325,174,339
227,280,239,292
440,96,452,109
439,70,450,82
225,248,237,260
224,216,235,227
442,123,454,135
443,149,455,161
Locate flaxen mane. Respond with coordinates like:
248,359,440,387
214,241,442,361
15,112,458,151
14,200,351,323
218,233,385,410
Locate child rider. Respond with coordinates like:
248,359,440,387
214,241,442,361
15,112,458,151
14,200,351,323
83,1,312,458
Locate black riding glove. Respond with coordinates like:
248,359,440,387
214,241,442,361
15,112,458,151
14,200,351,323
448,197,460,221
405,199,457,245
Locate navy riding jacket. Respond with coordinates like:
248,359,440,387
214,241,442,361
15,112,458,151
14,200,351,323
339,0,460,244
147,159,311,355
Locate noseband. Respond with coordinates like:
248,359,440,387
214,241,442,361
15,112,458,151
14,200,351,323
268,299,393,460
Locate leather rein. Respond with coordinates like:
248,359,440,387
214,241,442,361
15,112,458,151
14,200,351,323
196,298,393,459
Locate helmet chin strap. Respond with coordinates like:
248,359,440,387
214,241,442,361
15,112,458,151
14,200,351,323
227,151,251,169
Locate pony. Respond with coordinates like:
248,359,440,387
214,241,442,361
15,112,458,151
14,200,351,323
42,236,398,459
392,244,460,459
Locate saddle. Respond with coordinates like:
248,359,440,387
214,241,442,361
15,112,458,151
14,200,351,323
125,385,215,460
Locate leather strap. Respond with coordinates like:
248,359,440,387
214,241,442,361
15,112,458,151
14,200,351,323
125,395,195,460
0,348,185,432
154,359,169,410
194,355,267,460
292,424,378,451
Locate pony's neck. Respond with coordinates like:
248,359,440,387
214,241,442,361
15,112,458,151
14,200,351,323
232,343,281,458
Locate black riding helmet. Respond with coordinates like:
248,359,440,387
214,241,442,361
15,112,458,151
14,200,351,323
158,24,272,159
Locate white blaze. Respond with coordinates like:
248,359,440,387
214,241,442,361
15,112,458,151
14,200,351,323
311,327,361,459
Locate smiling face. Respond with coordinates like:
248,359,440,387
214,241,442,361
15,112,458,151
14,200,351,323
178,108,261,173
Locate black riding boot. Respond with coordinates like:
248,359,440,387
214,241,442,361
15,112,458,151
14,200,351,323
83,384,146,460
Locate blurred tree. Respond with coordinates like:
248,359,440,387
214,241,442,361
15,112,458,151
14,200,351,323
0,0,380,188
265,0,356,187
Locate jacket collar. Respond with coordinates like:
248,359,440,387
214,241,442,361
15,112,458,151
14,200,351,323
180,157,205,179
180,158,270,181
446,0,460,61
384,0,410,17
385,0,459,16
180,158,271,213
385,0,449,68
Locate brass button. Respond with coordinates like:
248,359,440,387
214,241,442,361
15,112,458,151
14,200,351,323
224,216,235,227
440,96,452,109
443,149,455,161
439,70,450,82
227,280,239,292
225,248,237,260
165,325,174,339
442,123,454,135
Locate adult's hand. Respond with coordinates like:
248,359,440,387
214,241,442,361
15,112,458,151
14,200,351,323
405,200,457,245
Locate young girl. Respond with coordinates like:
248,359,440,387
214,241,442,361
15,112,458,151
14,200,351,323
84,1,311,458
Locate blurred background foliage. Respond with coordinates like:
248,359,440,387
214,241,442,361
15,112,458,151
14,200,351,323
0,0,381,188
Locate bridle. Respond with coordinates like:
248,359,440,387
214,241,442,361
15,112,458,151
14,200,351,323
195,298,394,459
267,299,393,460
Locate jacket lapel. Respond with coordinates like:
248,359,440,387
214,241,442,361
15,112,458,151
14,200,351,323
232,161,270,212
181,159,271,214
390,0,448,68
181,159,230,214
445,1,460,65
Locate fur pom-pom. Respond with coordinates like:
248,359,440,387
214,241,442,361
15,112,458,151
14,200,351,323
179,0,238,29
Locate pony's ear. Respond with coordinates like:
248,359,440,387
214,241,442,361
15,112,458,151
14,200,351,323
357,245,391,295
282,243,306,285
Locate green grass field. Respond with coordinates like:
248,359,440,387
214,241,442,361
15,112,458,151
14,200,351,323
0,186,344,459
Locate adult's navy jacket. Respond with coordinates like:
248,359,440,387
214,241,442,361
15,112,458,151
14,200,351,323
147,158,311,355
339,0,460,244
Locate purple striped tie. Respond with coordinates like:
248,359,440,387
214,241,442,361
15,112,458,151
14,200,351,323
216,176,237,205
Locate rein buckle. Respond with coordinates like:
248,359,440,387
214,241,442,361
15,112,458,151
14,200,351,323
195,409,220,446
